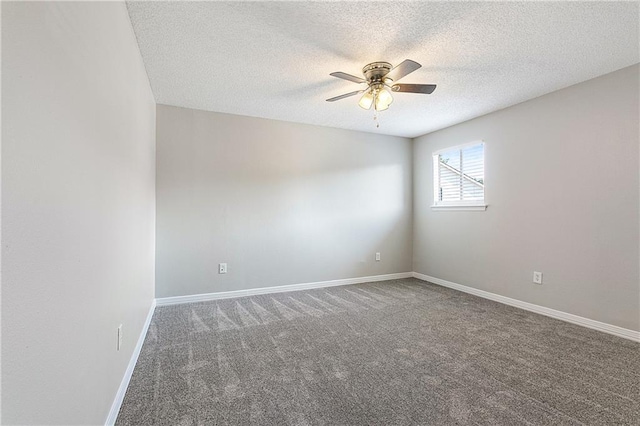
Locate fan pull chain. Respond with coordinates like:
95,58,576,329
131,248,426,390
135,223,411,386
373,91,380,128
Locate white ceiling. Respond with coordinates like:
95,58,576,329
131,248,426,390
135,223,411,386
126,1,639,138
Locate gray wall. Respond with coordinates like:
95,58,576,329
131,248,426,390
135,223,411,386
413,64,639,331
156,105,413,298
2,2,156,424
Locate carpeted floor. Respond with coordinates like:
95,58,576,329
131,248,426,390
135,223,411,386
116,278,639,425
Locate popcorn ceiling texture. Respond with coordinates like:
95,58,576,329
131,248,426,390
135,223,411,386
126,1,639,138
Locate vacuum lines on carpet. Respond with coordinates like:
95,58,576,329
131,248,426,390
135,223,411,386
116,278,639,425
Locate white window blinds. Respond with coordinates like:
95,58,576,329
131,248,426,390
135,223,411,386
433,142,485,207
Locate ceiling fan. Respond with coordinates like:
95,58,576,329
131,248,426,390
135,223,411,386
326,59,436,112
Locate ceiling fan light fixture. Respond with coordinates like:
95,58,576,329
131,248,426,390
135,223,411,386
375,87,393,111
327,60,435,126
358,90,374,110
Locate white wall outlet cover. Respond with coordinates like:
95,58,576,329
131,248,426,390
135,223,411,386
375,252,381,261
533,271,543,284
219,263,228,274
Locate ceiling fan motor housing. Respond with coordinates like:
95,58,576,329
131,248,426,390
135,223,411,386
362,62,393,83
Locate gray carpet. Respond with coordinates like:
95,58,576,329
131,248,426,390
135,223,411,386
116,278,639,425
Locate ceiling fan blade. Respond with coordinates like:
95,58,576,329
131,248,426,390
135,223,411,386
385,59,421,82
391,83,437,94
326,90,365,102
330,72,366,84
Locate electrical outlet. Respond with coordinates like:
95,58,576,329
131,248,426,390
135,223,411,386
219,263,227,274
375,252,381,261
533,271,543,284
117,324,123,351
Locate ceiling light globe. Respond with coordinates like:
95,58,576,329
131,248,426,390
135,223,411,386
375,88,393,111
358,90,374,110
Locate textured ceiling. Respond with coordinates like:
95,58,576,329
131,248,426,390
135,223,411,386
126,1,639,138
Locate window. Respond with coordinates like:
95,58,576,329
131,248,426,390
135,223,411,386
432,141,486,210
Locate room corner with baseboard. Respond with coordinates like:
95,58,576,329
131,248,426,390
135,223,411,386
2,1,639,425
412,64,640,334
2,2,156,425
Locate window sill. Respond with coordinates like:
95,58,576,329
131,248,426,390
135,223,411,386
431,204,487,211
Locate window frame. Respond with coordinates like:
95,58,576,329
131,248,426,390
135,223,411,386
431,141,487,211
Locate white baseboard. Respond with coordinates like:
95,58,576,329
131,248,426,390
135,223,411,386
155,272,414,306
413,272,640,343
105,299,157,426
